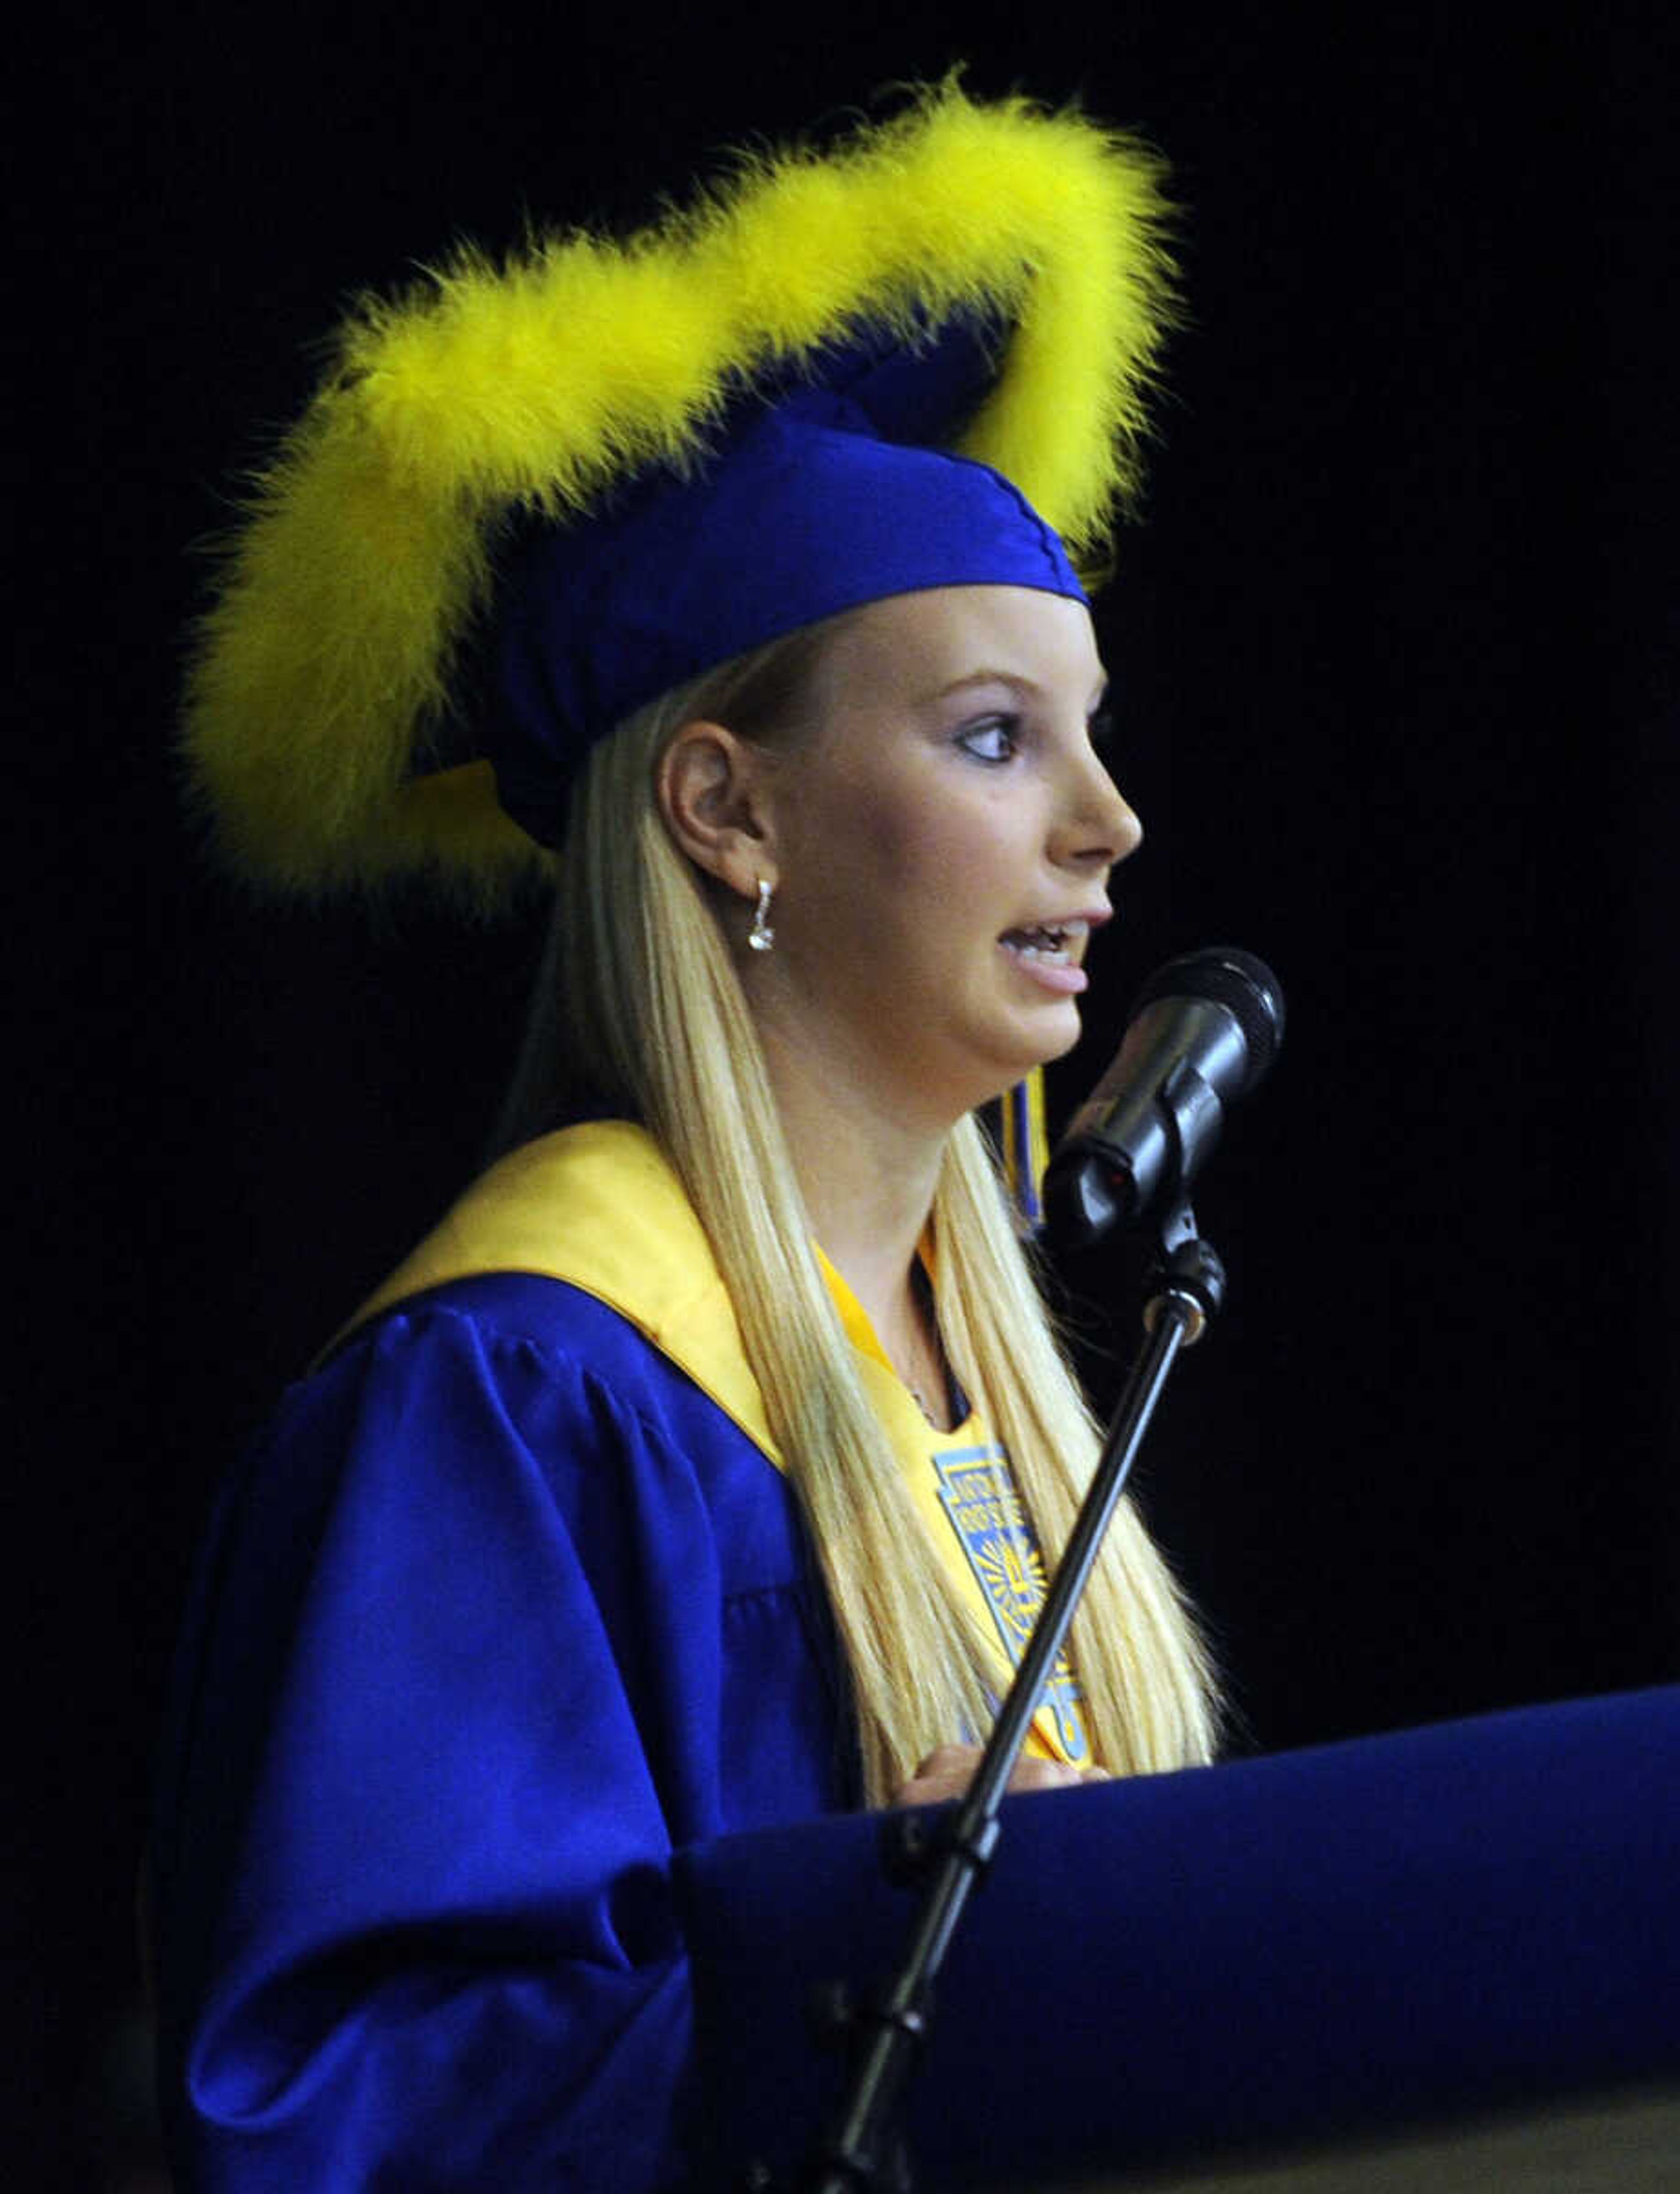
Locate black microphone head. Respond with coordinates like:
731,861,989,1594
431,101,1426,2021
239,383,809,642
1131,946,1285,1094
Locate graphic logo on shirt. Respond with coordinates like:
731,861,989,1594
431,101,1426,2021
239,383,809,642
932,1444,1088,1763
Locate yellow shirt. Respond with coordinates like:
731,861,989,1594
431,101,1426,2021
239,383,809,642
816,1248,1090,1767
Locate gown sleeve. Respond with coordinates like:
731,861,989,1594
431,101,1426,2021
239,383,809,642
151,1282,847,2191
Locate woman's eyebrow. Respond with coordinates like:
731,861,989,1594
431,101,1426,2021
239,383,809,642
922,668,1040,703
920,669,1113,709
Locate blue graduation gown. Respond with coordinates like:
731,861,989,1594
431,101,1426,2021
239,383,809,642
151,1126,857,2190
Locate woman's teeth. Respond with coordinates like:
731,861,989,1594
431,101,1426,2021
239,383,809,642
1003,922,1081,962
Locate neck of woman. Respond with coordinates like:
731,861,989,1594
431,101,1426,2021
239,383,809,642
760,1028,951,1392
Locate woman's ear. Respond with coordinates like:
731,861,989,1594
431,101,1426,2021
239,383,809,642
656,720,780,899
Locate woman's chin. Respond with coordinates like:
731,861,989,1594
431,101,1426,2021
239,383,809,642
967,1005,1086,1108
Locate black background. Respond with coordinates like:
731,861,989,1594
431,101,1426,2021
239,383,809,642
14,6,1680,2183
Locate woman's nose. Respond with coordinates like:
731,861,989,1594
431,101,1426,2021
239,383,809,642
1053,747,1142,869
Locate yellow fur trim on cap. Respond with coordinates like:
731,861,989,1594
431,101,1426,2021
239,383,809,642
182,80,1177,903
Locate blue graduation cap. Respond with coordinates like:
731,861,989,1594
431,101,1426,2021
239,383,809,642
488,334,1089,848
180,81,1176,901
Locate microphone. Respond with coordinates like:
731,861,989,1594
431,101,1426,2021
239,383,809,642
1044,946,1284,1248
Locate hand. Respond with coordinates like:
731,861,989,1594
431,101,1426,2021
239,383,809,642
889,1742,1110,1808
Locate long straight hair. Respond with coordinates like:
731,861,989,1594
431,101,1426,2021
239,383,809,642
503,623,1218,1801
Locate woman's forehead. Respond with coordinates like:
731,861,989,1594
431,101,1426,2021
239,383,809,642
814,586,1103,703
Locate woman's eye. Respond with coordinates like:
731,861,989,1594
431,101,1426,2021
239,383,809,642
1087,709,1115,755
956,716,1020,763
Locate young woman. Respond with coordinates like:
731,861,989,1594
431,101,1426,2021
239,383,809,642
152,83,1216,2190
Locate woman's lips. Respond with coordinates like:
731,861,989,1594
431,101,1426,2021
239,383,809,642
1000,921,1091,994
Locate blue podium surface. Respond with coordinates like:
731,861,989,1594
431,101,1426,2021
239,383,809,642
674,1686,1680,2190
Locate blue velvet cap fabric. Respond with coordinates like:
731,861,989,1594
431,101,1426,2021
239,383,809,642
486,320,1087,847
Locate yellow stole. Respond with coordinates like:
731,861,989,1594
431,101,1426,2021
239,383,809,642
341,1119,1086,1765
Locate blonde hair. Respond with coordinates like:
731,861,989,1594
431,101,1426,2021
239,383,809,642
510,627,1217,1802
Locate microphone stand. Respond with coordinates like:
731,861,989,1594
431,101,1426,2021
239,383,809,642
793,1200,1226,2194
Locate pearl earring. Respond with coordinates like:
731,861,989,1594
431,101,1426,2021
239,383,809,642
747,878,776,953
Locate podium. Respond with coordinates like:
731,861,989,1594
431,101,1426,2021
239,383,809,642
675,1685,1680,2190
